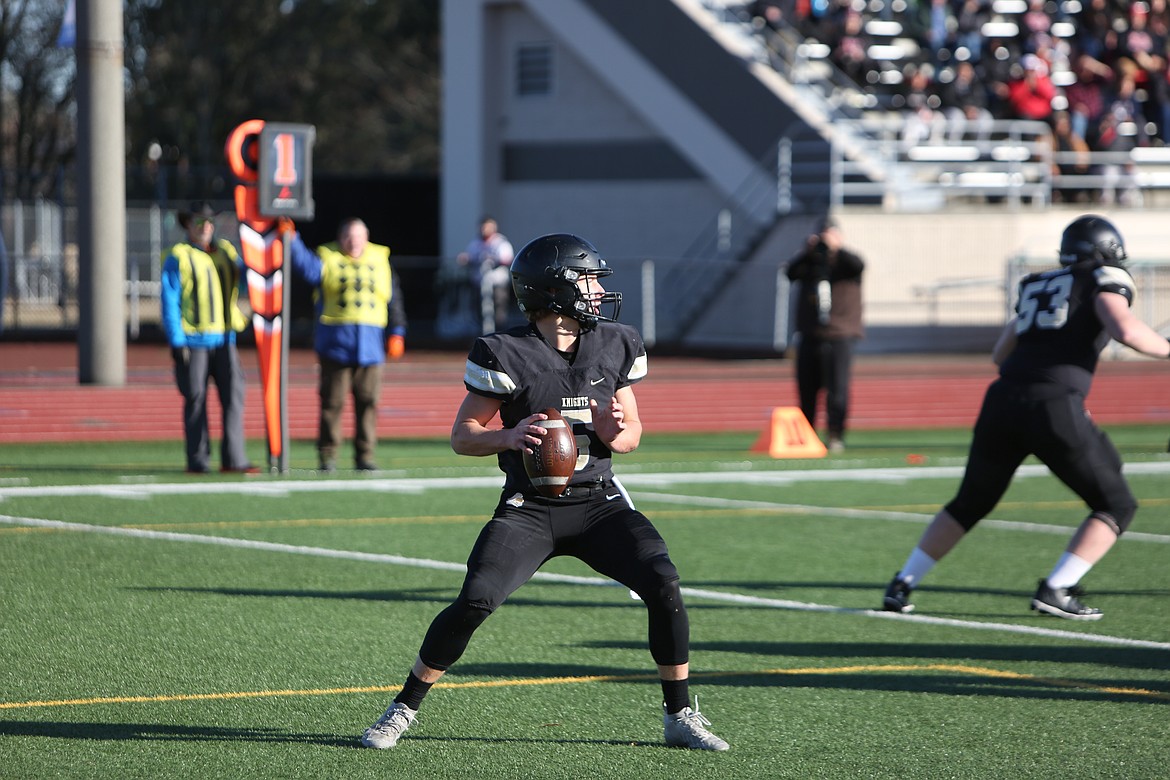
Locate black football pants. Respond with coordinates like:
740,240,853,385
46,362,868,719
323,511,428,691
417,484,689,670
173,342,248,471
796,335,855,437
945,379,1137,530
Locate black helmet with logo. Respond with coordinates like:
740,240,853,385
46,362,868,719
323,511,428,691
510,233,622,330
1059,214,1127,267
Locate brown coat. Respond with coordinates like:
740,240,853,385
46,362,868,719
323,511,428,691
786,246,865,340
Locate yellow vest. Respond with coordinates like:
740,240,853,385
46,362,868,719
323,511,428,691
167,239,247,334
316,242,392,327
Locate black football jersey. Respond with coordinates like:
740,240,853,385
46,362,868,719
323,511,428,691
462,321,648,493
998,262,1135,394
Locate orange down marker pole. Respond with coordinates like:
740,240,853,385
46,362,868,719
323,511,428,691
225,120,290,472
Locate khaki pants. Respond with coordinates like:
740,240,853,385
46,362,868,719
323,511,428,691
318,357,382,467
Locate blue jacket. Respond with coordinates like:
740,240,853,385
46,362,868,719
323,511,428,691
160,240,245,349
288,232,407,366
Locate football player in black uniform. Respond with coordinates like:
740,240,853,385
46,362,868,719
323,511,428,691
361,234,729,751
882,215,1170,620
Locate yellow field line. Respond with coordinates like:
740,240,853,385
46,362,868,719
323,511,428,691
2,663,1165,710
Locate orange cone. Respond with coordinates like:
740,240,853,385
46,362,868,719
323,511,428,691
750,407,827,458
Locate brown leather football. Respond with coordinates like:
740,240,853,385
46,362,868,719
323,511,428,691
522,408,577,497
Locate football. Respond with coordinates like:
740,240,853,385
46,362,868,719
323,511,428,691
522,407,577,497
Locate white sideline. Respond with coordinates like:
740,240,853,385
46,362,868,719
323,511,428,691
3,459,1170,500
2,511,1168,651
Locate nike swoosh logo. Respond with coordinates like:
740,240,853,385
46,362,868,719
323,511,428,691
590,377,605,385
605,493,622,501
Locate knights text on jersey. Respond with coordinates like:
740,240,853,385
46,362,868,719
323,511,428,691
998,263,1135,393
462,321,648,493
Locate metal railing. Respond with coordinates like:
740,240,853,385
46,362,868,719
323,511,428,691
823,117,1055,210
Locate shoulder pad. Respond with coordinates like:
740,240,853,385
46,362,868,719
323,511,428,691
1095,265,1136,303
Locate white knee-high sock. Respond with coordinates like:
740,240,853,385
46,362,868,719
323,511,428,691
1046,553,1093,590
898,548,937,587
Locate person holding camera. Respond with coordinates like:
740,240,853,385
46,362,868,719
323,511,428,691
784,216,866,452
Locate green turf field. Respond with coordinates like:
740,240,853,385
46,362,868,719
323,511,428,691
2,428,1168,779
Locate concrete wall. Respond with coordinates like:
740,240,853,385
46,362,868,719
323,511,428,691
835,206,1170,323
789,206,1170,353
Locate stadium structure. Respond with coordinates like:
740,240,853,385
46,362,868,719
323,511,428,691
440,0,1170,353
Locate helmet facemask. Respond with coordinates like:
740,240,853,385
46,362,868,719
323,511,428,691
533,266,622,331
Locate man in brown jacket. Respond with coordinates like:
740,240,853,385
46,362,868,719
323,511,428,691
785,216,865,452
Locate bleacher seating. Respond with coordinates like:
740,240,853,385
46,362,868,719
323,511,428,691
699,0,1170,206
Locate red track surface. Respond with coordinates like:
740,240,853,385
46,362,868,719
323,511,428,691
0,342,1167,443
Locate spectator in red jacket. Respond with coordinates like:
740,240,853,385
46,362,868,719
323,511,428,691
1005,53,1058,122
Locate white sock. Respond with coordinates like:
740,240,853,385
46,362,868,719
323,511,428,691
1046,553,1093,590
899,548,937,587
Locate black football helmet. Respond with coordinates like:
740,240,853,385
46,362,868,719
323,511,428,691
511,233,622,329
1059,215,1127,267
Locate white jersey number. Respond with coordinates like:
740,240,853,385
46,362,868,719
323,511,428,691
560,407,594,472
1016,274,1073,333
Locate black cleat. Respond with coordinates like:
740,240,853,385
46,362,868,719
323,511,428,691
1031,579,1103,620
882,573,915,613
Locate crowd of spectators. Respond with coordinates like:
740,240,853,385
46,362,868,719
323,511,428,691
749,0,1170,196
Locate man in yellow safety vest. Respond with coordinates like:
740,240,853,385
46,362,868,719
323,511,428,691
160,201,257,474
288,217,407,472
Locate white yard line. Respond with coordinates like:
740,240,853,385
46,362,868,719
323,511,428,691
4,459,1170,499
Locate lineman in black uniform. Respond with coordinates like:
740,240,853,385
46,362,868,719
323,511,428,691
882,215,1170,620
360,234,729,751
